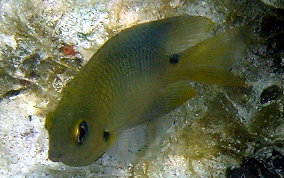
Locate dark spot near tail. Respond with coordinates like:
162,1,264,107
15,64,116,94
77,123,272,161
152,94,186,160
168,54,179,64
103,130,110,142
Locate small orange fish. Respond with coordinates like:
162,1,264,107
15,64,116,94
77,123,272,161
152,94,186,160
60,44,77,56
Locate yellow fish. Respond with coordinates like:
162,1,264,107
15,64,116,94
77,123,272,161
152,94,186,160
45,15,250,166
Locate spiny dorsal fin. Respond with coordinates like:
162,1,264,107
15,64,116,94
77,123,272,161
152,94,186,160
115,15,214,55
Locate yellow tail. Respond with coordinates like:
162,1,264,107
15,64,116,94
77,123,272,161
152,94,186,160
170,26,252,87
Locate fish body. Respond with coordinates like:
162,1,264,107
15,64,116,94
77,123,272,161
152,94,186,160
45,16,250,166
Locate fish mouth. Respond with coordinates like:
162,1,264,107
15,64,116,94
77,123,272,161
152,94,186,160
48,150,94,167
48,150,63,162
48,151,77,166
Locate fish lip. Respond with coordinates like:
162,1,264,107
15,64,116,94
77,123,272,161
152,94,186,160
48,151,63,162
48,150,85,166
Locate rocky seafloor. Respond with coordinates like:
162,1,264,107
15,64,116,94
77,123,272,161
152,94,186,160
0,0,283,177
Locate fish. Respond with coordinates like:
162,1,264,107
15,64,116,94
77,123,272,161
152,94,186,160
45,15,251,166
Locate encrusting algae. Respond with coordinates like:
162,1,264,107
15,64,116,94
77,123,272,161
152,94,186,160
45,15,252,166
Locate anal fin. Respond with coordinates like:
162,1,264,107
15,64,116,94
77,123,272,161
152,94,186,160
178,66,247,87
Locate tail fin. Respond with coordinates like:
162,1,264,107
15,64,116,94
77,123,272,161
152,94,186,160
170,26,252,87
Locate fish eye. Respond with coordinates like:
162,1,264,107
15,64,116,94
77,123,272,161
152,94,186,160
103,130,110,142
75,121,88,145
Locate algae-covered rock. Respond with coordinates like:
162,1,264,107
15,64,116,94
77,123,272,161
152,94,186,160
260,0,284,9
178,95,253,162
0,69,21,98
226,94,284,177
227,157,280,178
260,85,283,104
133,95,256,177
249,100,284,142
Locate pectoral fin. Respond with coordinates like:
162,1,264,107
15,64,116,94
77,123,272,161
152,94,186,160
145,81,196,119
158,81,196,112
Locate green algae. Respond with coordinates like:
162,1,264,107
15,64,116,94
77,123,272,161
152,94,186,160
133,94,256,177
260,0,284,9
249,100,284,142
180,96,253,161
0,70,18,97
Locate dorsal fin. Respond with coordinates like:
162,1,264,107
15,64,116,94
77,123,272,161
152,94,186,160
113,15,214,55
159,15,215,54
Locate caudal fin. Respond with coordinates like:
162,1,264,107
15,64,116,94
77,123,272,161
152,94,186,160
169,26,252,87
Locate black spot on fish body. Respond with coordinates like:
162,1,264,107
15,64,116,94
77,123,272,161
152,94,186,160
168,54,179,64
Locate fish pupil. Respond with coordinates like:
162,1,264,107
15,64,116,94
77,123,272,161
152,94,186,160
168,54,179,64
77,121,88,145
103,131,110,142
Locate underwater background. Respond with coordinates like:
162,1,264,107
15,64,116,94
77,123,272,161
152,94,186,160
0,0,283,177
